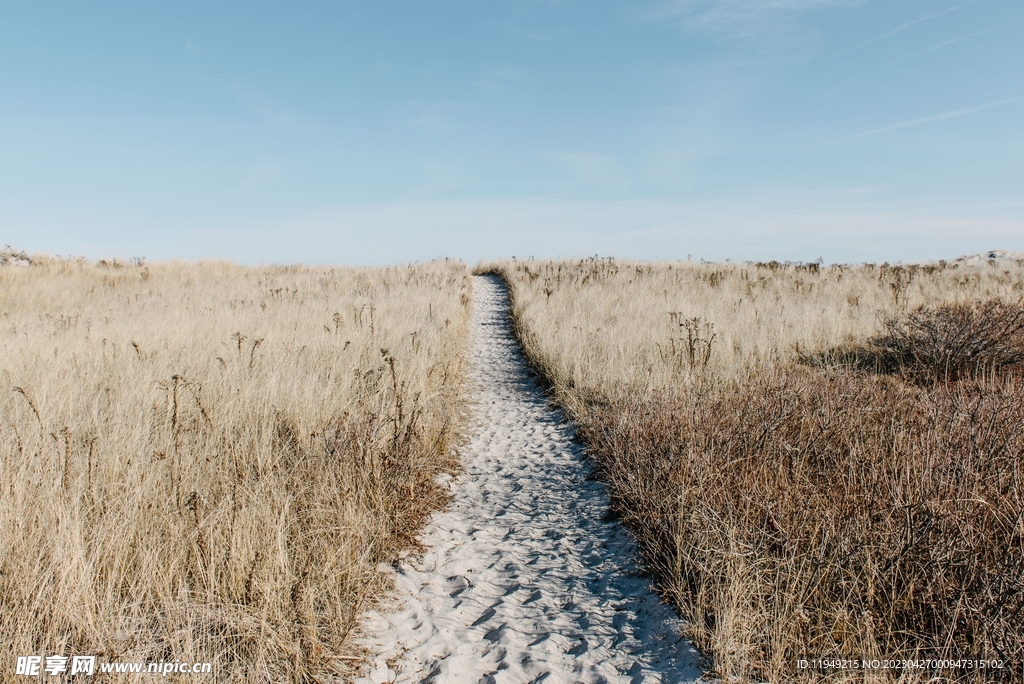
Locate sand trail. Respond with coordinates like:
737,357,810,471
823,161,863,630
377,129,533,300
356,276,703,683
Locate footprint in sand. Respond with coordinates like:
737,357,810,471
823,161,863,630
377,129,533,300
356,275,705,684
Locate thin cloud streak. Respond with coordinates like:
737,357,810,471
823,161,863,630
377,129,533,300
893,26,997,62
651,0,859,24
823,97,1022,145
822,0,980,58
232,84,302,131
648,0,862,54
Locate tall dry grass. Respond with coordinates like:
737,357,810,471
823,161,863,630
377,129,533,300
0,257,470,682
488,258,1024,682
497,258,1024,393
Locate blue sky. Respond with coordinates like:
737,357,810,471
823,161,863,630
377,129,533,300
2,0,1021,264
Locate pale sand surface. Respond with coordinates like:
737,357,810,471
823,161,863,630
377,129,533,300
952,250,1024,266
355,275,703,684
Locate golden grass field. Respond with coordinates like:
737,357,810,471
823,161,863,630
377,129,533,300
491,258,1024,682
5,250,1023,683
0,256,470,682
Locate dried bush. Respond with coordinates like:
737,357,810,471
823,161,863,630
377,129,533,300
582,372,1024,681
868,299,1024,383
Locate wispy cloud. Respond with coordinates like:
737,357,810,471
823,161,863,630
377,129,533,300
488,4,570,43
184,39,202,56
407,160,474,198
892,26,997,62
652,0,859,23
474,68,526,94
407,102,463,134
823,97,1022,145
240,161,286,189
12,194,1022,265
232,85,301,131
823,0,980,58
157,195,1022,266
647,0,864,61
650,0,861,34
639,0,865,168
549,152,632,191
510,26,569,41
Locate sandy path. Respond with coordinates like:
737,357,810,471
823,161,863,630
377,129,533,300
356,276,704,684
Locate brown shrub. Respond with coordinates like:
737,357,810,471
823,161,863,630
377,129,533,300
579,370,1024,681
867,300,1024,383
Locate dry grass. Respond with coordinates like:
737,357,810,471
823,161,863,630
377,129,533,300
488,258,1024,682
495,258,1024,393
0,257,470,682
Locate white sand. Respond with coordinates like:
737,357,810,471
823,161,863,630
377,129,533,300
355,275,704,684
952,250,1024,267
0,250,31,267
